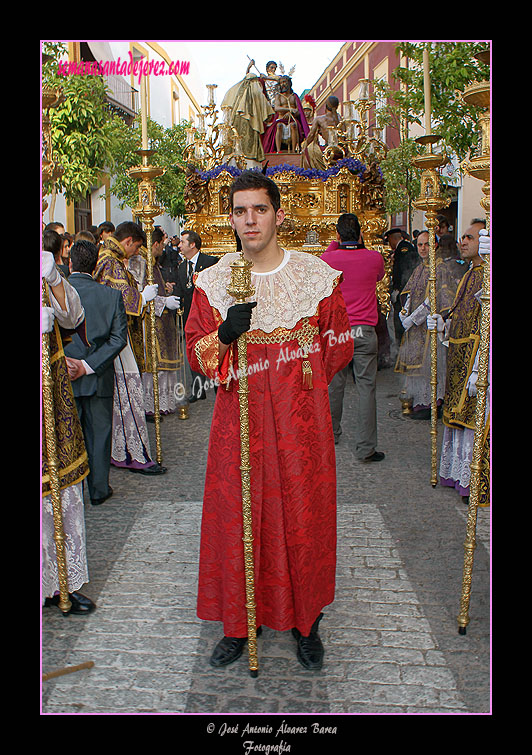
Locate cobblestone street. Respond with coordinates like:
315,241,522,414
41,365,491,727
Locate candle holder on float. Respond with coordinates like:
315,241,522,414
183,85,246,171
456,48,491,637
324,79,388,169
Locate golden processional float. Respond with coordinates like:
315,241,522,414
182,80,393,315
182,80,392,676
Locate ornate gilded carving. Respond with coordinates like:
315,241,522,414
184,162,389,313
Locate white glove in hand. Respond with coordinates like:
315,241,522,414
427,313,444,332
165,295,180,311
42,251,62,287
478,229,490,260
467,370,478,397
398,295,411,326
141,284,158,306
42,306,55,333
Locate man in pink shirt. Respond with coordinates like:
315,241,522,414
321,213,385,461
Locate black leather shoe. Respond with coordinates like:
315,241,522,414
292,613,324,670
189,391,206,403
409,408,431,420
209,627,262,668
44,591,96,615
362,451,385,462
130,463,167,475
91,486,113,506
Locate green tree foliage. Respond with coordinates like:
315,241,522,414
42,43,116,203
374,41,489,219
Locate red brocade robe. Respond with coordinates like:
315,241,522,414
186,250,353,637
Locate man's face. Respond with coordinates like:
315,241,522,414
279,77,291,93
178,234,196,260
229,188,285,256
416,233,430,260
121,236,144,258
101,230,113,241
460,223,482,263
152,239,164,258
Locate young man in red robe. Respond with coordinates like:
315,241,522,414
186,171,353,670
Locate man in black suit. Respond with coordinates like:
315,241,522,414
175,230,218,401
64,240,128,505
159,234,183,290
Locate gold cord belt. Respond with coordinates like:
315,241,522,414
245,318,319,389
246,318,319,347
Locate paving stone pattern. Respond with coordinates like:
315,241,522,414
41,367,490,719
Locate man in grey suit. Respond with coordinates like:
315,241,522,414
64,240,128,505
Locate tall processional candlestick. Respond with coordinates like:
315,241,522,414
457,49,491,635
128,74,165,464
412,46,450,486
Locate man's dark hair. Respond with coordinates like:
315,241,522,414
471,218,486,228
69,240,99,273
44,222,65,233
43,229,62,255
152,227,166,245
336,213,361,243
113,221,146,245
229,170,281,214
97,221,115,235
181,229,202,250
98,221,115,232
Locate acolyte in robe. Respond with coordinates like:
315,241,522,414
185,250,353,637
440,264,490,505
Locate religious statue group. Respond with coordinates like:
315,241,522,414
221,58,340,171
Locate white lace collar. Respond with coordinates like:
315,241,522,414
194,249,341,333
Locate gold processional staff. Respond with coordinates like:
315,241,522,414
42,280,72,616
227,253,259,677
412,47,450,487
457,48,491,635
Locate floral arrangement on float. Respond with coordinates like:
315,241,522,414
198,157,375,183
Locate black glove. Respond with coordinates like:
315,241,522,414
218,302,257,345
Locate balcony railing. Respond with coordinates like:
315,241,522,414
103,73,138,121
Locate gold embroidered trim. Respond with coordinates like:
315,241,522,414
246,318,319,348
194,331,221,377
